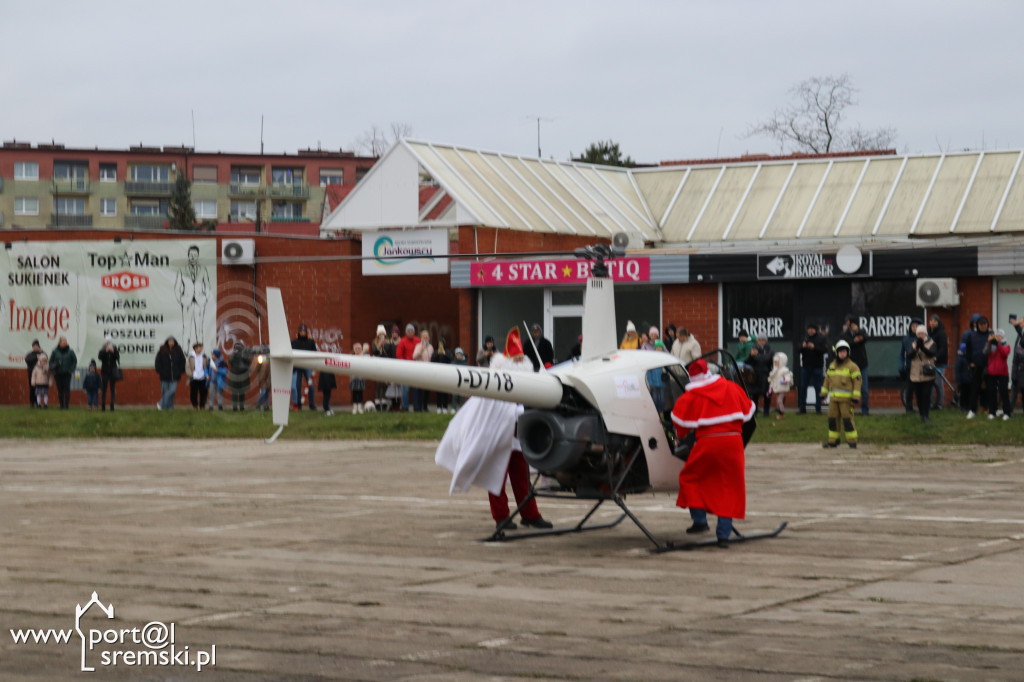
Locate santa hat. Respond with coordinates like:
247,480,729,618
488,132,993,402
505,327,525,358
687,358,708,380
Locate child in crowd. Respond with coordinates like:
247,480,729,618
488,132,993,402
768,352,793,419
83,360,102,410
31,350,50,408
208,348,228,411
349,342,366,414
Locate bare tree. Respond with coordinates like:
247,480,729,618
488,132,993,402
353,122,414,157
746,74,896,153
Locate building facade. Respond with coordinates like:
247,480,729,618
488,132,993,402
0,141,376,232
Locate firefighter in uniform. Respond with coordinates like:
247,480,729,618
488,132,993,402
821,339,862,448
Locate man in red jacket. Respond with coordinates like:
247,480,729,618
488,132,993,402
395,323,419,411
671,359,756,548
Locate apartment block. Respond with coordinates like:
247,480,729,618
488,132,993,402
0,141,376,231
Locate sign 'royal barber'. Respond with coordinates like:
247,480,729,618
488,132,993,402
757,250,871,280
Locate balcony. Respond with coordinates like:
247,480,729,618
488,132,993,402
267,182,310,199
124,214,168,229
269,216,311,222
51,178,91,195
124,181,172,196
229,183,262,198
50,213,93,227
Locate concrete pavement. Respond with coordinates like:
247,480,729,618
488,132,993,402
1,438,1022,680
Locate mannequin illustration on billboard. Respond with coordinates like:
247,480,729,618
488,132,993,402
174,244,211,350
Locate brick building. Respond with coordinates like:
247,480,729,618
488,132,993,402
2,140,1023,409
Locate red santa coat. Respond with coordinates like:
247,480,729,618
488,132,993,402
670,373,755,519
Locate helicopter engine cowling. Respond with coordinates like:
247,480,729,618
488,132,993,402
518,410,605,473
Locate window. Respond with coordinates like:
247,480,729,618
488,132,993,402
130,200,165,216
271,201,303,219
272,167,303,185
54,198,86,215
193,165,218,184
230,201,257,221
230,167,261,186
100,198,117,217
355,167,369,183
319,169,344,186
194,200,218,219
14,197,40,215
99,163,117,182
53,162,88,180
14,162,39,180
130,165,169,182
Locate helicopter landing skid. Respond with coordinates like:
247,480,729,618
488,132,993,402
650,522,788,553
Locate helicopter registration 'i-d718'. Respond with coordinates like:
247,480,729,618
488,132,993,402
264,241,786,552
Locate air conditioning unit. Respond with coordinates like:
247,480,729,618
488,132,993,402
916,277,959,307
221,238,255,266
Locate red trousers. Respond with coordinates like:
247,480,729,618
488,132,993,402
488,450,541,522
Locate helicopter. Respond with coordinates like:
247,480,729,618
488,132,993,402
264,242,786,552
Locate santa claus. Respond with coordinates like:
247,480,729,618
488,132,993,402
434,326,553,531
670,358,756,547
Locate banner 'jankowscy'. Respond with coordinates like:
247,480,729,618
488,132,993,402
3,240,217,368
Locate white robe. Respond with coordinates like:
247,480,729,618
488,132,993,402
434,397,523,495
434,352,528,496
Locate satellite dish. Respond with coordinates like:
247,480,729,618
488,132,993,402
918,280,940,305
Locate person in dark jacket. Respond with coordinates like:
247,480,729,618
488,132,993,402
663,324,677,354
963,315,992,418
927,315,949,409
955,313,980,413
25,340,42,408
155,336,186,409
229,342,251,411
432,339,453,413
291,323,318,410
318,359,337,416
748,333,774,417
97,336,121,412
49,336,78,410
524,323,555,372
82,360,102,411
797,323,827,415
841,316,870,415
1009,315,1024,416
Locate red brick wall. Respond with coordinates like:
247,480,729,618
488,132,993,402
662,283,718,350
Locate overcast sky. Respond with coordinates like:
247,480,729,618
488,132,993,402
3,1,1022,164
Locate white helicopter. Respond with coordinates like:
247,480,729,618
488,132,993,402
264,243,786,552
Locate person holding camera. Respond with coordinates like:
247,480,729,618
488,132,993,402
1010,315,1024,417
908,325,938,424
963,315,992,419
798,323,827,415
899,318,924,413
986,329,1011,420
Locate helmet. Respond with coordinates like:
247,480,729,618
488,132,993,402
834,340,851,353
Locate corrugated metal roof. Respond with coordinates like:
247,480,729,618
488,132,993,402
322,143,1024,247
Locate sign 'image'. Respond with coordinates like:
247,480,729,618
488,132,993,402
757,252,870,280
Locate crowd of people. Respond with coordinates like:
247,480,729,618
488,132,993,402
19,312,1024,421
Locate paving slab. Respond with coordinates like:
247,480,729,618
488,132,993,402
1,438,1022,680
